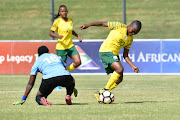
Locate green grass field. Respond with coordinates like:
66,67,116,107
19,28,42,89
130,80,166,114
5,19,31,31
0,0,180,119
0,0,180,40
0,75,180,120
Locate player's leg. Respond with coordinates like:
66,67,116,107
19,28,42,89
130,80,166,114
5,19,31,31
59,75,75,96
66,54,81,71
105,61,124,89
65,82,75,105
66,54,80,97
66,46,81,71
56,49,68,62
105,61,123,90
65,55,79,97
35,79,54,106
58,75,75,105
36,91,52,106
95,63,122,102
109,72,123,90
66,46,80,97
98,52,122,91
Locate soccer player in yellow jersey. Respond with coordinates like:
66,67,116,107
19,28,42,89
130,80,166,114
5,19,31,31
80,20,142,103
49,5,82,97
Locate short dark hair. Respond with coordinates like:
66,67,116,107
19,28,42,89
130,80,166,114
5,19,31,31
131,20,142,31
38,46,49,56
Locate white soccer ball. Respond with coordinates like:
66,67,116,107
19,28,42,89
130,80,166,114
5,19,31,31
99,90,115,104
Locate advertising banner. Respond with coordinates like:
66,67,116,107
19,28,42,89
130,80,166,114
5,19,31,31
0,40,180,75
0,41,56,74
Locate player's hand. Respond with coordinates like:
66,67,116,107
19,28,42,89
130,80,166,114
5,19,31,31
12,100,26,105
58,35,63,39
78,35,83,42
79,24,89,30
132,66,140,73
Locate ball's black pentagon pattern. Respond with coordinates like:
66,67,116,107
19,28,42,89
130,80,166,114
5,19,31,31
100,90,115,104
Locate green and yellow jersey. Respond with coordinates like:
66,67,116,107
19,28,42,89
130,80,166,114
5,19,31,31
99,22,133,56
51,17,74,50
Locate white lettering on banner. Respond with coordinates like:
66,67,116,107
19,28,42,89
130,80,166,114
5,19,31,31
119,52,180,63
174,54,180,61
136,52,180,63
34,54,39,60
119,54,135,62
0,56,5,64
137,52,145,62
7,54,33,64
151,54,159,63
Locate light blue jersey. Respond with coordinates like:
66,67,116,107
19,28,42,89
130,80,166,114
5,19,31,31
30,53,70,79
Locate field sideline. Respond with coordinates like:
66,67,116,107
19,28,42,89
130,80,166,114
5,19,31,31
0,75,179,120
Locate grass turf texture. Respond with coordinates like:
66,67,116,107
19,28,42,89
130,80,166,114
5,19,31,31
0,0,180,40
0,75,179,120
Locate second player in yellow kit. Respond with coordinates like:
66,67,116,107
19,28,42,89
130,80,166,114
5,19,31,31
49,5,82,97
49,5,82,67
51,17,75,50
80,20,142,103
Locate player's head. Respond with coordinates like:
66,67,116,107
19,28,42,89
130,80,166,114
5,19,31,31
127,20,142,36
54,5,68,19
38,46,49,56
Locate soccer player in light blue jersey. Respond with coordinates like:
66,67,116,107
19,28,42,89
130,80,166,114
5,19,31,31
12,46,75,106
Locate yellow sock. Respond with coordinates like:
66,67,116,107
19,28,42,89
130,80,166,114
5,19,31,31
66,63,76,71
105,71,120,89
109,83,118,90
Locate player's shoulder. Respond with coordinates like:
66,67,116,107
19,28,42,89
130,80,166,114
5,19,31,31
49,53,57,56
54,17,63,23
118,22,127,28
108,22,127,30
68,18,73,22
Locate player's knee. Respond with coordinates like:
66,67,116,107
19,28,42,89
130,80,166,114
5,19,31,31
115,67,124,74
74,60,81,67
36,96,42,105
115,68,124,75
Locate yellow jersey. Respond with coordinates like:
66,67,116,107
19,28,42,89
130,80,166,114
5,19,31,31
99,22,133,56
51,17,74,50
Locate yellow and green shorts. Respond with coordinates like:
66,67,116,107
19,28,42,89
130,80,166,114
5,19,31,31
56,46,79,62
99,52,120,74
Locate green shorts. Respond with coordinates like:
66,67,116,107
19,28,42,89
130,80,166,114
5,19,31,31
56,46,79,62
99,52,120,74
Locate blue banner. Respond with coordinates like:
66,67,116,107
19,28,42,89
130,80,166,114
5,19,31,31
66,40,180,74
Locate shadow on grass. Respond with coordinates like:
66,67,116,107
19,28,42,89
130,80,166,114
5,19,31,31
124,101,169,104
53,103,89,106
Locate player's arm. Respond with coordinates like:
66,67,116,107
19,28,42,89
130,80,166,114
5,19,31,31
72,30,83,42
23,75,37,98
49,19,63,39
49,30,63,39
123,48,140,73
12,75,37,105
79,22,108,30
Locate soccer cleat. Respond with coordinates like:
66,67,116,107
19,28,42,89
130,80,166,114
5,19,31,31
40,97,53,106
99,88,109,94
65,95,72,105
94,91,102,103
73,88,78,97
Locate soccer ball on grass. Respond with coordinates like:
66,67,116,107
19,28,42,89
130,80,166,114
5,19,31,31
99,90,115,104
